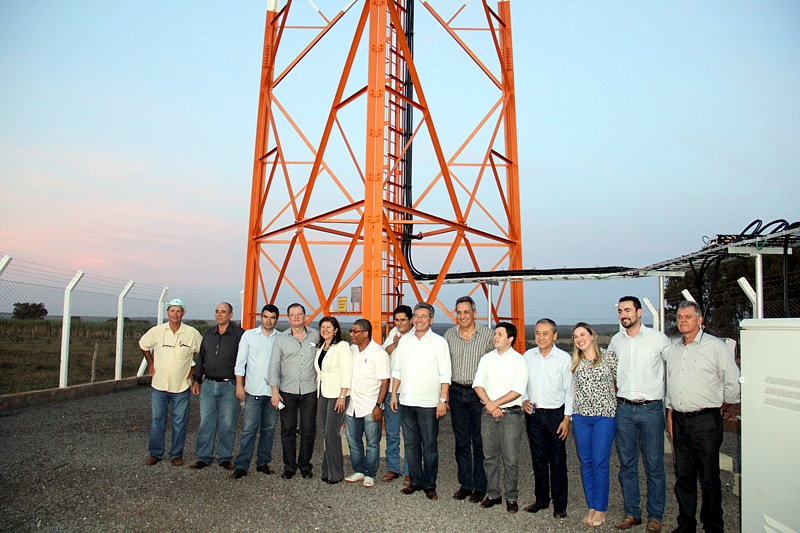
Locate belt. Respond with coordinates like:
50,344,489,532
531,405,563,413
500,406,521,412
675,407,718,418
618,398,660,406
206,377,234,382
451,382,473,389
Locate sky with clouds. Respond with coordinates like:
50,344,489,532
1,0,798,323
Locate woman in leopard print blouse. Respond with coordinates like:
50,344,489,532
571,322,618,527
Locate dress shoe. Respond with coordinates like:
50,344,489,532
382,471,400,482
469,491,485,503
144,456,160,466
614,516,643,530
554,508,567,519
646,519,662,532
507,501,519,514
452,488,471,500
403,475,411,486
171,458,183,467
231,468,247,479
219,461,235,471
480,496,502,509
400,485,421,495
424,489,438,500
189,461,210,470
256,464,275,475
301,470,313,479
325,478,342,484
523,501,549,513
280,470,295,479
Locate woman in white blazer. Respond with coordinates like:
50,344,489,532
315,316,353,484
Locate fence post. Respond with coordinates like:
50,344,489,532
138,287,168,377
643,297,660,330
115,280,135,380
0,254,11,277
59,271,84,388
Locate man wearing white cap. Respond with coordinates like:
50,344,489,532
139,299,203,466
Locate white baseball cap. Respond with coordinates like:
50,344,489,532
165,298,186,311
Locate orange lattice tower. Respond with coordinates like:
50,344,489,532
242,0,525,348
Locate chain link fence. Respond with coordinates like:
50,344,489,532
0,256,239,395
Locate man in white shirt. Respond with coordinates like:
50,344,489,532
522,318,574,518
231,304,280,479
609,296,671,533
665,301,740,533
390,302,451,501
344,319,390,488
472,322,529,514
381,305,413,483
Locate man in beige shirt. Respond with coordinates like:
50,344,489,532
139,298,202,467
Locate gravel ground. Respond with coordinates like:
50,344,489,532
0,386,740,532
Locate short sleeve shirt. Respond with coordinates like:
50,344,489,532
139,322,202,393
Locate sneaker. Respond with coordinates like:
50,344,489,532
345,472,365,483
363,476,375,488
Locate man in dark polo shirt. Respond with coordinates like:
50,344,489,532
189,302,244,471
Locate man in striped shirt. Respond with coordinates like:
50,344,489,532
444,296,494,503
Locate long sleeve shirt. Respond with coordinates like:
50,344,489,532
193,322,244,382
234,327,279,396
391,328,452,408
608,324,671,402
267,327,321,395
522,345,574,416
665,330,741,412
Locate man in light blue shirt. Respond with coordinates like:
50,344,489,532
231,304,281,479
522,318,574,519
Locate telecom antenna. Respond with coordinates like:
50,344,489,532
242,0,525,346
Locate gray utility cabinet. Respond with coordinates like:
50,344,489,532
740,318,800,533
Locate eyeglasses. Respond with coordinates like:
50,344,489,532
289,313,304,318
349,329,365,334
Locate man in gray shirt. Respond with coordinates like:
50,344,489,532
268,303,321,479
444,296,493,503
665,301,740,533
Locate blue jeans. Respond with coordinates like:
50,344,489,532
573,414,616,512
149,387,190,460
345,412,382,478
384,401,407,475
401,405,439,490
450,385,487,492
195,380,240,464
615,399,666,521
234,393,278,471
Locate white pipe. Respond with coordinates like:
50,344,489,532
115,280,135,380
240,290,245,323
486,284,492,328
681,289,696,303
658,275,665,332
59,271,84,388
755,253,764,319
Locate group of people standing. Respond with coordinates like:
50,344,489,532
139,294,740,533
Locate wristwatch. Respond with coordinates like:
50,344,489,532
339,395,345,399
376,403,385,410
439,397,447,404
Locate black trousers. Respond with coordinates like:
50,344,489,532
525,405,568,509
671,409,724,533
279,390,317,474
